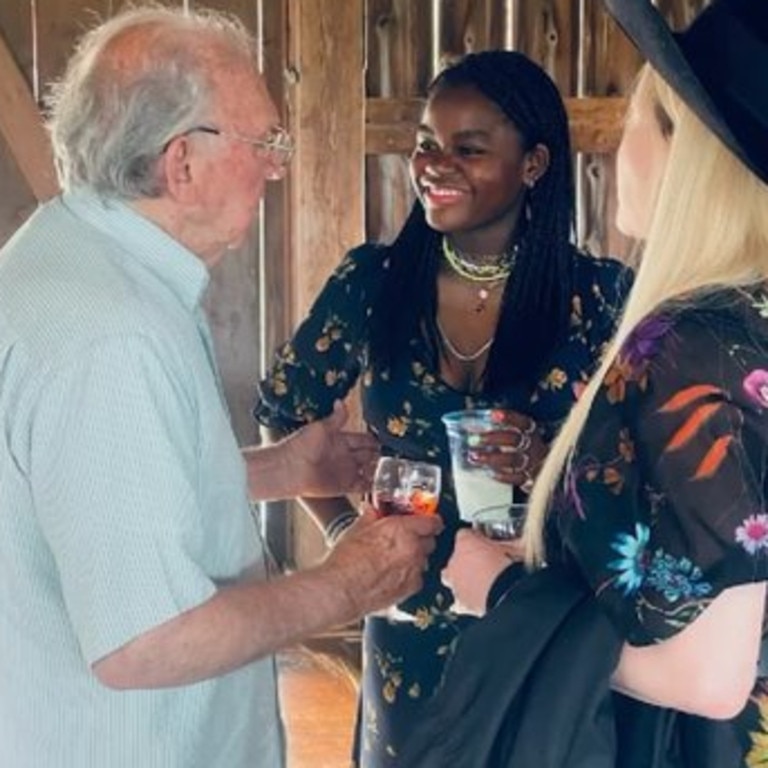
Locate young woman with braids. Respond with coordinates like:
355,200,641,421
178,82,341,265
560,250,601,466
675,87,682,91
254,50,630,766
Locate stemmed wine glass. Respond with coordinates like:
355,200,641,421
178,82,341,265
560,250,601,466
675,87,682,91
471,503,527,540
371,457,441,517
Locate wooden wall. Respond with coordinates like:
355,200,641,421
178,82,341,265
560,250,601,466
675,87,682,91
0,0,710,566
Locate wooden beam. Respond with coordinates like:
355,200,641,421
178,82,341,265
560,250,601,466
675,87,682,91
0,30,58,202
288,0,365,323
365,96,628,156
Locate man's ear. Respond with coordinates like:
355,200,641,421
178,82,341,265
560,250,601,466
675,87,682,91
524,143,551,187
161,136,195,200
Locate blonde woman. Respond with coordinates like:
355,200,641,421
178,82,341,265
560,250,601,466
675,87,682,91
404,1,768,766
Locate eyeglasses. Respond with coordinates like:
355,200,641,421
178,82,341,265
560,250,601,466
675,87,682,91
162,124,294,167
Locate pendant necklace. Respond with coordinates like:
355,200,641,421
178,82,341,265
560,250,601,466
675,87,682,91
441,237,517,314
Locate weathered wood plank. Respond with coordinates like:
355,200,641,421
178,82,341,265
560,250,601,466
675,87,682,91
579,0,642,260
438,0,508,63
515,0,578,94
287,0,365,322
33,0,114,97
365,0,433,243
0,3,37,245
367,0,434,96
0,29,58,202
365,95,627,155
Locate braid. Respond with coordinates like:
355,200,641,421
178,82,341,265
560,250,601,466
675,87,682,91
368,204,441,374
369,51,577,392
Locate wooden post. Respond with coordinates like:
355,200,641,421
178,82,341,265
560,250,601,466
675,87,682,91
286,0,365,323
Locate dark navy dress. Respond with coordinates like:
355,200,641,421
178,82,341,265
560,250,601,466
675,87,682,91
254,243,630,766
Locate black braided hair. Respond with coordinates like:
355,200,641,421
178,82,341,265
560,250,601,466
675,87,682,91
368,50,577,396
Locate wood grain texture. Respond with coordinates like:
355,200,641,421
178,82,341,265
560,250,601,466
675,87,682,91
0,29,57,202
0,4,37,245
287,0,365,322
365,95,627,155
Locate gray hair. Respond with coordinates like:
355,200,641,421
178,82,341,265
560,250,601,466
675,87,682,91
46,5,258,198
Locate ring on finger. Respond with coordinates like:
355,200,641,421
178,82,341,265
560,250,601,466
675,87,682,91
509,451,530,473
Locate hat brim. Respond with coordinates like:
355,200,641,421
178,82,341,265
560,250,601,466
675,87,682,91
603,0,740,161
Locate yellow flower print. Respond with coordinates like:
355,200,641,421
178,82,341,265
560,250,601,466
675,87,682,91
408,683,421,699
382,680,398,704
324,370,341,387
747,684,768,767
281,345,297,365
570,295,583,326
313,316,347,353
543,368,568,391
271,371,288,397
412,608,435,630
387,416,409,437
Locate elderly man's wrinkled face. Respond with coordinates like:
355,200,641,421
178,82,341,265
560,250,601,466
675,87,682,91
189,64,286,265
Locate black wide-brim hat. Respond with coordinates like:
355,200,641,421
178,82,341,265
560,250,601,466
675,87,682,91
603,0,768,184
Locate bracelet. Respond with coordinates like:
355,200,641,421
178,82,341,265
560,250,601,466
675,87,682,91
324,511,358,547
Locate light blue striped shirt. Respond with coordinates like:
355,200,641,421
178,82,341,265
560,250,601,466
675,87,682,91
0,192,284,767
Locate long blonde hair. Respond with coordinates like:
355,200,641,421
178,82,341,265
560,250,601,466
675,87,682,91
524,65,768,565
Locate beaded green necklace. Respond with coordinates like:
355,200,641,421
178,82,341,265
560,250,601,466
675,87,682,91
441,236,517,314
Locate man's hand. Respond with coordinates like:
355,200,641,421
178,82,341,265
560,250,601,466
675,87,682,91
320,510,443,618
243,400,379,501
283,400,379,496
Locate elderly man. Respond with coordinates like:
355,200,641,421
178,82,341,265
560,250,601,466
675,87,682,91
0,6,440,767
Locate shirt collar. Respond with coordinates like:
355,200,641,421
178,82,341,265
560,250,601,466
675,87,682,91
61,189,210,310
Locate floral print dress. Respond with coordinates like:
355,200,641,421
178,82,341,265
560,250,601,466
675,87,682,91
254,243,629,767
555,288,768,766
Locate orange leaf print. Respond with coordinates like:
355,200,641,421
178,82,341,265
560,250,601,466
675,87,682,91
664,402,722,451
693,435,733,479
658,384,723,413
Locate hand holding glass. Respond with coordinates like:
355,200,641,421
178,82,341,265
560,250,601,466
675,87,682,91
371,457,441,517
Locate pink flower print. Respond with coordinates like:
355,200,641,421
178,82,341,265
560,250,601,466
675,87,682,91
743,369,768,409
735,514,768,554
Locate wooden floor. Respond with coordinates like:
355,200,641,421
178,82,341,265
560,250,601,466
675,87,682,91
278,648,359,768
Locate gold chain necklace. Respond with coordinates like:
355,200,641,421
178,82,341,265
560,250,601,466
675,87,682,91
442,237,517,313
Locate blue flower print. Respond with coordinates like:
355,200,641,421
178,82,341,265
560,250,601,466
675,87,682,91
645,551,713,602
608,523,650,595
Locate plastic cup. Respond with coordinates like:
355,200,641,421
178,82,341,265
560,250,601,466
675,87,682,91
442,409,524,523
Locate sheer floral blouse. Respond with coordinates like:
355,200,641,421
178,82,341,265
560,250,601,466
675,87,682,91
555,288,768,766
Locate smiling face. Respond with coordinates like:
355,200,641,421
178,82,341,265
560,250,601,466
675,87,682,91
410,84,545,255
